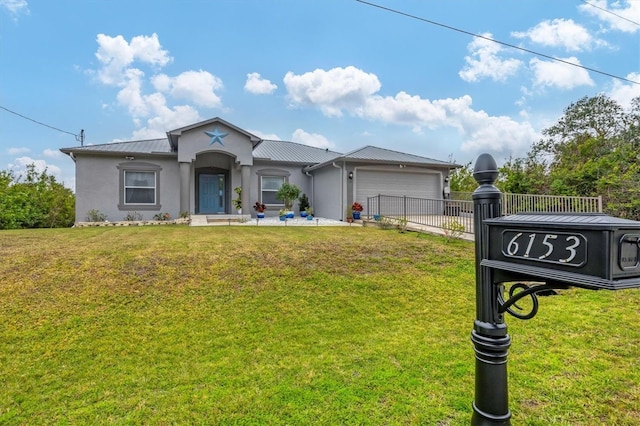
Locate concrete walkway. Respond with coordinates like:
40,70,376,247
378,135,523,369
189,214,474,240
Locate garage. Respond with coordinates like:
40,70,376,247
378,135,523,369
354,168,442,214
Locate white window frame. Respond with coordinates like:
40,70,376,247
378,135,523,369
117,162,162,211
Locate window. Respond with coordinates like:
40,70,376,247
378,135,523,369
117,162,162,211
261,176,285,204
125,171,155,204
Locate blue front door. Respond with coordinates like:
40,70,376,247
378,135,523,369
199,174,225,214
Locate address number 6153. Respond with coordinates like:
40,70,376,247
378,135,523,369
501,230,587,267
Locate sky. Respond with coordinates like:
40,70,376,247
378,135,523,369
1,0,639,190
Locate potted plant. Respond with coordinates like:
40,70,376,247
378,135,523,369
232,187,242,214
279,208,287,221
346,206,354,223
352,201,363,220
305,206,314,221
298,193,310,217
275,182,301,218
253,201,266,218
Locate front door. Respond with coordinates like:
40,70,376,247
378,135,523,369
199,174,225,214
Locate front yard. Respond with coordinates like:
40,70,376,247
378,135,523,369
0,226,638,425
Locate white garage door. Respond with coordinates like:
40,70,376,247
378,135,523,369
355,170,441,214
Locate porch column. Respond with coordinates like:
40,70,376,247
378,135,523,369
241,165,251,215
179,162,191,214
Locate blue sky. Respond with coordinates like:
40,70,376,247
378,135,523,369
1,0,638,190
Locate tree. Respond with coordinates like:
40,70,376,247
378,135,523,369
449,162,477,192
0,165,75,229
501,94,640,220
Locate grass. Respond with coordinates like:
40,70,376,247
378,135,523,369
0,225,638,425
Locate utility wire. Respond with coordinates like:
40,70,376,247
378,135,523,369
355,0,640,86
579,0,640,27
0,105,84,143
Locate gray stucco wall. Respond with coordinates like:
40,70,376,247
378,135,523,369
312,165,343,221
250,161,311,217
74,154,180,222
177,123,253,165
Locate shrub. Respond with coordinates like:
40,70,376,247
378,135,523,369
124,211,143,221
86,209,107,222
153,212,171,221
442,219,466,242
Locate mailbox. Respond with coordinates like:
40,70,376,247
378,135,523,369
482,212,640,290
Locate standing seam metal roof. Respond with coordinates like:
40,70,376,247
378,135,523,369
252,140,343,164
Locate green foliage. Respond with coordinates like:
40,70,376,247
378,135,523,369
449,161,477,192
153,212,171,221
86,209,107,222
232,187,242,210
499,94,640,220
0,165,75,229
442,219,466,242
298,193,310,212
275,182,301,210
123,211,143,221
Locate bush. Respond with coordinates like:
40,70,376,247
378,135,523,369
86,209,107,222
124,211,143,221
442,219,466,242
0,166,75,229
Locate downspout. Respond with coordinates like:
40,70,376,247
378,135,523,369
332,162,344,220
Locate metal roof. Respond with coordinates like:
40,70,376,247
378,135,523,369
60,139,172,155
342,145,453,165
253,140,343,164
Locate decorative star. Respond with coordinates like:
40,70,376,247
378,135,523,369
205,126,228,145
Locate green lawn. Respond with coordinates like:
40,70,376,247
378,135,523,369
0,226,638,425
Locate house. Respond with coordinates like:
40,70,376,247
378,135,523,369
60,117,457,223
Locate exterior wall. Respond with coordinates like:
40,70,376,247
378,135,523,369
74,154,180,222
177,123,253,165
312,164,344,221
250,160,311,217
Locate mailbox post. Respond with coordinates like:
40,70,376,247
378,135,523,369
470,153,640,425
471,154,511,425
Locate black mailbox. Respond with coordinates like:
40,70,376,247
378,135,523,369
482,212,640,290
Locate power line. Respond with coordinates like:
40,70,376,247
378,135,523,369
355,0,640,86
0,105,85,144
579,0,640,27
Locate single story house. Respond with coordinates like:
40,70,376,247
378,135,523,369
60,117,457,222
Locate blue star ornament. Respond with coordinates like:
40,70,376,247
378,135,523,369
205,126,228,145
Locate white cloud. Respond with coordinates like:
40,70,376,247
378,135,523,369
530,57,595,90
244,72,277,95
283,65,537,158
291,129,335,149
152,70,223,108
93,33,225,140
7,147,30,155
579,0,640,33
284,66,381,117
459,34,523,82
43,148,62,158
8,156,62,178
608,72,640,108
512,19,603,52
95,33,172,86
247,129,281,140
0,0,29,17
459,110,540,156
